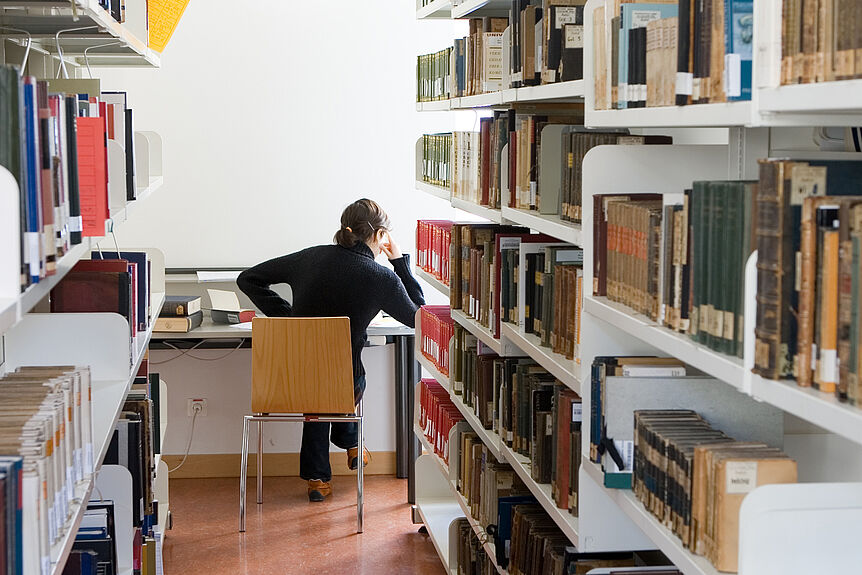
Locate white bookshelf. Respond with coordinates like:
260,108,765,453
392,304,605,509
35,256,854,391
452,91,505,109
416,268,451,297
500,207,583,246
450,198,506,223
0,4,168,568
0,0,159,67
500,443,580,545
416,181,451,201
500,323,581,393
451,309,507,356
584,296,747,392
5,288,165,575
417,100,453,112
416,0,453,19
451,487,507,575
451,0,510,19
582,460,721,575
585,102,755,129
758,79,862,116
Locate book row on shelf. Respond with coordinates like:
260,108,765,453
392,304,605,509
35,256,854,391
416,6,586,103
588,355,792,573
421,121,671,223
451,328,583,515
0,362,164,575
420,378,681,575
418,221,584,370
0,65,142,293
591,0,753,110
591,159,862,407
780,0,862,85
422,133,452,189
631,410,795,574
417,219,454,286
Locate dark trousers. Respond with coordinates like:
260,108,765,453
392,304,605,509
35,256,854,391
299,375,366,482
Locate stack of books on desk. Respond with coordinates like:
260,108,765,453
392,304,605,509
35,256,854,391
154,296,202,333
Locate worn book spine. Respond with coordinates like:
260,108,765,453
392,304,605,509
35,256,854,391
798,195,819,387
754,161,785,379
815,206,840,393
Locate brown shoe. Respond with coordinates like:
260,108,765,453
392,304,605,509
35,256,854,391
347,447,371,470
307,479,332,502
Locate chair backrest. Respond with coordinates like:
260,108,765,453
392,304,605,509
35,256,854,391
251,317,355,415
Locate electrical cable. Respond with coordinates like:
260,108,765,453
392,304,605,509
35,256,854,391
168,406,199,473
151,339,246,364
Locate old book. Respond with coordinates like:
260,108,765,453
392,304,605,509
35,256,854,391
676,0,694,104
153,311,203,333
594,5,609,109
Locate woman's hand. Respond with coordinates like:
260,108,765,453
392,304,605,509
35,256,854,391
380,231,403,260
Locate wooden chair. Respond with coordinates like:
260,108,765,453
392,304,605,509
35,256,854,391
238,317,364,533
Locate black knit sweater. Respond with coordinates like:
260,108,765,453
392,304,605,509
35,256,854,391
236,242,425,378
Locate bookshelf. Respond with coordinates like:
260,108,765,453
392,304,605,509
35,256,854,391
5,288,165,575
451,309,512,356
499,207,582,245
416,268,450,298
582,459,721,575
500,443,580,545
583,296,747,392
416,0,453,20
415,2,862,574
0,0,159,68
451,0,510,19
451,487,507,575
416,80,586,112
0,2,170,571
499,323,580,393
415,181,451,201
449,198,506,223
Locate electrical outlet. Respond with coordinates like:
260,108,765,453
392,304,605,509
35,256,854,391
187,398,208,416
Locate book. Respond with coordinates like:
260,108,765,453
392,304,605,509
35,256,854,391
160,295,202,317
91,251,151,332
51,269,134,336
153,311,203,333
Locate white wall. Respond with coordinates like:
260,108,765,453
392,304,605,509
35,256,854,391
99,0,466,270
92,1,474,454
154,345,397,455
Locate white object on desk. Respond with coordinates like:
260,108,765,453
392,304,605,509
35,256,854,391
229,322,253,330
197,271,242,282
208,289,243,312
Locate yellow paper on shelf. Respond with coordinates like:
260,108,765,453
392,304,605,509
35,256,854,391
147,0,190,52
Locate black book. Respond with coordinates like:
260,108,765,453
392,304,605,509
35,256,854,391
104,415,144,526
676,0,693,105
559,7,585,82
637,26,648,108
64,94,82,245
149,372,161,455
124,108,136,201
628,28,638,108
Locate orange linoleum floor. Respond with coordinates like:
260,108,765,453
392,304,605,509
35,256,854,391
162,475,447,575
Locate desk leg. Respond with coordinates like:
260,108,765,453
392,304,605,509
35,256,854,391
394,336,409,480
394,335,421,503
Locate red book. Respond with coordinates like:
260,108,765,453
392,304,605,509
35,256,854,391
76,117,109,237
51,270,133,337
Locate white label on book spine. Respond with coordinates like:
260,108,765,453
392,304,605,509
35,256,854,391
26,232,40,278
820,349,838,383
725,53,742,98
609,440,634,472
676,72,693,96
68,215,83,233
86,442,94,475
726,461,758,493
632,10,661,28
565,25,584,49
571,402,583,422
546,414,553,436
556,6,579,28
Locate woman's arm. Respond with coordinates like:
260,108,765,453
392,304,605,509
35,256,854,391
236,253,301,317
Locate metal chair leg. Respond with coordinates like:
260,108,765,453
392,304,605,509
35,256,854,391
256,418,264,504
357,401,364,534
239,415,251,532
